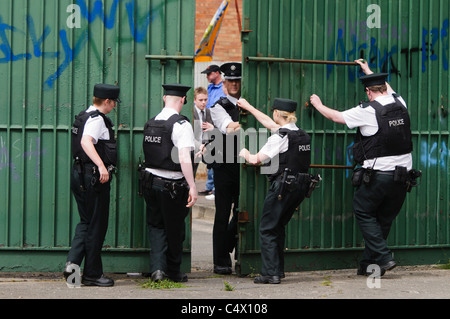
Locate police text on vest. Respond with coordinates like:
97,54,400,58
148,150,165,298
388,119,404,127
145,136,162,143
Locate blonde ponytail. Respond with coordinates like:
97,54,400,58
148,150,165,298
277,110,297,123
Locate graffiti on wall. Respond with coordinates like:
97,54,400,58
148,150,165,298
0,136,46,181
0,0,157,90
327,19,450,82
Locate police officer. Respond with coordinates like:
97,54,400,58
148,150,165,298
238,98,312,284
141,84,197,282
208,62,242,275
310,59,414,276
64,83,120,287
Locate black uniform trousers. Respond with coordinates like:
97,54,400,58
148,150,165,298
68,164,110,278
143,180,189,276
353,172,407,268
212,163,240,267
259,179,308,276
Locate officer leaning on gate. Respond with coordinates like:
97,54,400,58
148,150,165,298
207,62,242,275
310,59,421,277
64,84,120,287
238,97,319,284
139,84,197,283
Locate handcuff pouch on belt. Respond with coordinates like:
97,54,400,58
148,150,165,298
91,165,117,191
277,168,321,200
74,158,117,192
351,166,422,192
74,157,86,192
138,164,188,200
404,168,422,192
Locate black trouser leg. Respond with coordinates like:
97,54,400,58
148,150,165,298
144,185,189,275
68,166,110,278
353,174,407,267
259,181,307,276
212,164,239,267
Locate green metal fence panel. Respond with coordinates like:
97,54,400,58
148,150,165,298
0,0,195,272
238,0,450,275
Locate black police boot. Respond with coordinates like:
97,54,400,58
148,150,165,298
214,265,232,275
254,275,281,284
81,274,114,287
167,272,188,283
151,270,167,282
380,260,397,273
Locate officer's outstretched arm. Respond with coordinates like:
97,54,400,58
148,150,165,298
309,95,346,125
179,147,197,207
81,135,109,183
226,121,241,133
239,148,269,165
237,99,279,132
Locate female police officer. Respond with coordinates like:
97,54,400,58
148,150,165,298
65,84,120,287
237,97,312,284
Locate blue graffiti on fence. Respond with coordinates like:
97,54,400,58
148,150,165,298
421,141,448,169
327,19,450,81
0,0,157,90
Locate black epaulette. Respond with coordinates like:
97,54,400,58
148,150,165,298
90,110,100,118
213,97,234,109
277,128,289,138
359,101,371,108
176,115,190,125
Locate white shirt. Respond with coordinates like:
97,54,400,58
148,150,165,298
259,123,299,159
342,90,412,171
83,105,110,143
145,107,195,180
210,95,239,134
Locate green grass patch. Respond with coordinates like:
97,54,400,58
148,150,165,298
138,279,187,290
223,280,235,291
437,260,450,270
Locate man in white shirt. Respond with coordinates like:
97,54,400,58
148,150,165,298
310,59,414,276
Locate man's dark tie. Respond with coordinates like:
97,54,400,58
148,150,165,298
201,110,206,123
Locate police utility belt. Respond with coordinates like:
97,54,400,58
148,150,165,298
73,157,117,192
351,165,422,192
138,164,188,200
276,168,322,200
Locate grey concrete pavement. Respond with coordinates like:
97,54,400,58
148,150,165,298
1,174,450,301
1,216,450,300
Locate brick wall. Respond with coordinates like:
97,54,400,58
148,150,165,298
195,0,243,63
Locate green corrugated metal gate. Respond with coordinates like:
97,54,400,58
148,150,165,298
237,0,450,275
0,0,195,272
